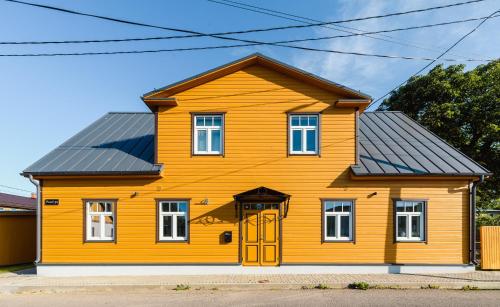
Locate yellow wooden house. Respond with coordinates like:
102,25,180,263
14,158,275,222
23,54,491,276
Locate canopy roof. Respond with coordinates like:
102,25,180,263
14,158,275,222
233,186,290,203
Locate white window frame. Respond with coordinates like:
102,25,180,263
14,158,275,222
85,200,115,242
323,200,353,241
289,114,319,155
158,200,189,241
395,200,425,242
193,114,223,155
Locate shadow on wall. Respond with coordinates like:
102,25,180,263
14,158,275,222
328,171,401,268
189,201,238,226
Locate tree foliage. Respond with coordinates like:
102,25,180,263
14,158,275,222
378,60,499,209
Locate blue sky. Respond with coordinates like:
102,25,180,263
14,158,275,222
0,0,498,196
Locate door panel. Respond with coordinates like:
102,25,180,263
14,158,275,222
242,208,280,266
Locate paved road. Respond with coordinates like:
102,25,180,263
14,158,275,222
1,289,499,306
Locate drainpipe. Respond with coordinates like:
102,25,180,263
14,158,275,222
27,174,41,264
470,175,484,265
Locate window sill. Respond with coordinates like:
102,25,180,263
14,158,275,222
289,153,319,156
84,240,115,243
157,239,189,243
192,153,223,156
323,239,354,243
395,239,425,243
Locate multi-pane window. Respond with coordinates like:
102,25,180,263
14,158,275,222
289,115,319,154
324,200,353,241
194,115,223,155
85,200,115,241
158,200,188,241
395,200,425,241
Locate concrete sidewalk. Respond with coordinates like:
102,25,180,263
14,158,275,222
0,269,499,293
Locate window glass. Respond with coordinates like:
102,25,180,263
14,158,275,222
211,129,221,152
177,216,186,238
326,216,336,237
411,216,421,238
213,116,221,127
309,116,318,126
397,216,407,238
325,202,334,212
179,202,187,212
163,215,172,237
306,130,316,152
104,216,114,237
405,202,413,212
414,202,423,212
292,130,302,151
343,202,351,212
197,130,207,151
291,116,299,126
196,117,204,126
334,202,342,212
340,216,350,237
91,216,99,237
300,116,308,126
396,202,405,212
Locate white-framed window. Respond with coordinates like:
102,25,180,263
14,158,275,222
323,200,353,241
193,114,223,155
85,200,115,242
395,200,425,241
158,200,188,241
289,114,319,154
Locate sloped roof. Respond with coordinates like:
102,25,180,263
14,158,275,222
352,112,491,176
22,113,162,176
22,112,490,177
0,192,36,210
142,53,371,100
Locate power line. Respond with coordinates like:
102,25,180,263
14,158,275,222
208,0,485,59
1,14,497,47
367,9,499,110
0,184,33,193
3,0,487,43
0,38,494,60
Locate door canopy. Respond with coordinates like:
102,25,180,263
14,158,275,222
233,186,290,203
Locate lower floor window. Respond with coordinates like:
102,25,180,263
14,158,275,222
158,200,189,241
85,200,115,241
323,200,354,241
395,200,425,241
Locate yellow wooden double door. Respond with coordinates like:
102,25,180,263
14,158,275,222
242,208,280,266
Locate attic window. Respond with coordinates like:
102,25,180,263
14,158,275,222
193,114,224,155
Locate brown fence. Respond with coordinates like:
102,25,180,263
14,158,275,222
480,226,500,270
0,211,36,266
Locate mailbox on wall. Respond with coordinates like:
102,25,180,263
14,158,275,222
223,231,232,243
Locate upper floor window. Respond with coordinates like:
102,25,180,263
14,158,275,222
395,200,426,242
158,200,189,241
193,114,223,155
85,200,116,242
289,114,319,155
323,200,354,241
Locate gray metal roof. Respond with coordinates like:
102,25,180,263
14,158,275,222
23,111,490,177
352,111,491,176
22,113,162,176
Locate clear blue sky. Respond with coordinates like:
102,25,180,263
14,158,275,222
0,0,498,196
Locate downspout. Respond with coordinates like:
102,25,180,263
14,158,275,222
27,174,41,264
355,107,360,164
470,175,484,265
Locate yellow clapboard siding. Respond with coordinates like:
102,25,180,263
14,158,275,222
40,64,470,265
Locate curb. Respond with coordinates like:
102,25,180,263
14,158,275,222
1,282,500,294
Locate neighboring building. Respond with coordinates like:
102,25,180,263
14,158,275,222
22,54,491,276
0,192,36,265
0,192,36,211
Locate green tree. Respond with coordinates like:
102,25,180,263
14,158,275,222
378,60,499,210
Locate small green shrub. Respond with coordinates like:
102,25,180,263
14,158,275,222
348,282,369,290
461,285,479,291
314,283,330,290
421,284,440,289
174,284,190,291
